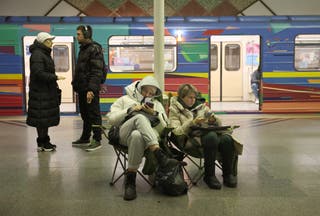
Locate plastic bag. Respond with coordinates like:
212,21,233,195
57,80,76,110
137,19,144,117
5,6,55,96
155,162,188,196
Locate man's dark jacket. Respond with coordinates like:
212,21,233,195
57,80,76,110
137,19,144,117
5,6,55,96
72,41,104,93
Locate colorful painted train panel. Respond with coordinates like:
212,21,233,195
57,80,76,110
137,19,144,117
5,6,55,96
1,16,320,115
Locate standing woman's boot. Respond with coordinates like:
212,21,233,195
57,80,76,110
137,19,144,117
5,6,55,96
36,137,44,152
42,136,55,152
46,135,57,149
124,171,137,201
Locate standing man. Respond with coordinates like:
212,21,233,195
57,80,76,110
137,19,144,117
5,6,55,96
251,68,261,104
72,25,104,151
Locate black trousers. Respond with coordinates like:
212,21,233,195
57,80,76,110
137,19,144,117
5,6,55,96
37,127,48,139
78,91,102,141
201,131,235,176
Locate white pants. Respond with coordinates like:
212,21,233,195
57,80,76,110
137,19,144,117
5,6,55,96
119,114,159,169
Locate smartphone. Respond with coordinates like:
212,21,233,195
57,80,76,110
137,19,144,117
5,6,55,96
205,111,214,118
144,97,154,108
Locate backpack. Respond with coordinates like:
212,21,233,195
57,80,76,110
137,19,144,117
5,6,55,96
155,162,188,196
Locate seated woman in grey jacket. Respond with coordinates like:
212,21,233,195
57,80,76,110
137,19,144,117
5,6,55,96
107,76,178,201
168,84,237,189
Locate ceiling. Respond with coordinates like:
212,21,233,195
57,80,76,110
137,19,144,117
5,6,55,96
1,0,320,17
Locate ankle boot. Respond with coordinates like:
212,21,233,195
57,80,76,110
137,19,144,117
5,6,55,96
204,175,222,190
45,136,56,149
42,136,55,152
223,174,237,188
124,171,137,201
203,164,221,190
36,137,44,151
222,157,237,188
154,148,178,168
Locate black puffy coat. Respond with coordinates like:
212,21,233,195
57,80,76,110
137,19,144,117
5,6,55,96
26,40,60,128
72,41,104,93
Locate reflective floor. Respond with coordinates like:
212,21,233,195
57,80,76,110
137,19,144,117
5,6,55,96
0,114,320,216
211,101,259,112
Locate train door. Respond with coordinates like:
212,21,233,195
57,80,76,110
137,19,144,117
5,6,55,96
23,36,76,112
210,35,260,111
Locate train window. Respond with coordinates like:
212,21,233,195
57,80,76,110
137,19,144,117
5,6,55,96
225,44,240,71
108,36,177,72
295,35,320,71
53,45,69,72
210,44,218,70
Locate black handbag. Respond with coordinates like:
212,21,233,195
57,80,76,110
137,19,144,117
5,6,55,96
125,110,160,127
108,125,120,145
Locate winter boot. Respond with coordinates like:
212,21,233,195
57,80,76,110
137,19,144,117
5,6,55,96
154,148,179,168
223,174,237,188
202,140,221,189
46,136,56,149
203,163,221,190
36,137,44,152
203,153,221,190
221,152,237,188
124,171,137,201
42,136,55,152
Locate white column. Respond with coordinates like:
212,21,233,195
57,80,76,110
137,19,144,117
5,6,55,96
153,0,165,92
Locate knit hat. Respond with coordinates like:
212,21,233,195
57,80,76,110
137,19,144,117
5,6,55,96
36,32,55,43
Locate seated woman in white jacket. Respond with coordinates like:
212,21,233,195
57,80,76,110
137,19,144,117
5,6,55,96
107,76,177,201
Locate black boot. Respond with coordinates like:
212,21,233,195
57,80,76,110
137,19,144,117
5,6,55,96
203,165,221,190
46,136,57,149
220,135,237,188
42,136,55,152
222,162,237,188
223,174,237,188
221,153,237,188
36,137,44,152
202,138,221,189
124,171,137,201
154,148,179,167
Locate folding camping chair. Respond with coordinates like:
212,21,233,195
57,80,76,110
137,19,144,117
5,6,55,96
163,125,241,187
93,125,153,186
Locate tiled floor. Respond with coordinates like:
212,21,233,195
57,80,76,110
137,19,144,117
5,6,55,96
0,114,319,216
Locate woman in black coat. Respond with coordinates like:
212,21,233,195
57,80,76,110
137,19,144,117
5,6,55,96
26,32,65,152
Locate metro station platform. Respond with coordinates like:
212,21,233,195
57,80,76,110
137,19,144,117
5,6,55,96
0,114,319,216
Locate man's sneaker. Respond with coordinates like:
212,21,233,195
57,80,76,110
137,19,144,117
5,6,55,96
85,140,102,152
72,139,90,147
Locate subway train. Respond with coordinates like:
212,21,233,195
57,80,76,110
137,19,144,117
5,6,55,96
1,15,320,115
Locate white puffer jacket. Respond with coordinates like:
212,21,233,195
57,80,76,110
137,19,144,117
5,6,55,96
106,76,168,137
